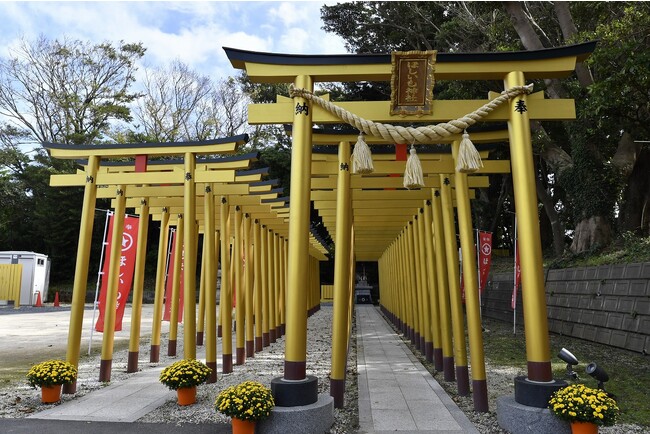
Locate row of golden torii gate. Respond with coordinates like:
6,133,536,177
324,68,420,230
47,41,595,412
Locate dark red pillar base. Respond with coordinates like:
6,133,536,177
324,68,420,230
527,361,553,382
456,365,470,396
207,361,217,383
424,342,433,363
433,348,443,372
255,336,263,352
284,360,306,380
269,328,276,343
196,331,204,346
127,351,138,373
263,332,270,347
443,356,455,381
275,326,282,338
167,339,177,357
217,325,222,338
473,379,489,412
63,381,77,395
419,335,425,353
223,354,233,373
150,345,160,363
99,359,112,383
330,378,345,409
236,347,245,365
246,340,254,357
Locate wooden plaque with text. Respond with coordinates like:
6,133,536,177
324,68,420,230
390,50,436,116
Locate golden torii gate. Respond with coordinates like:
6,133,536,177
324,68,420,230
224,41,596,413
95,157,267,376
99,161,313,378
308,127,509,392
43,136,248,391
53,145,327,386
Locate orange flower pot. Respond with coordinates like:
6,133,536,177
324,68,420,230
232,417,256,434
41,384,62,403
571,421,598,434
176,386,197,406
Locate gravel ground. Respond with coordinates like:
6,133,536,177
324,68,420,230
391,320,648,434
0,305,645,433
0,305,358,433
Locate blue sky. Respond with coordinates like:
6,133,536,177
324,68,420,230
0,1,349,80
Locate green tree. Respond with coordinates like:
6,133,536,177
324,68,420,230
321,1,650,255
0,36,145,281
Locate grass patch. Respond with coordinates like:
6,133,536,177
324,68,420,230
546,233,650,269
483,318,650,426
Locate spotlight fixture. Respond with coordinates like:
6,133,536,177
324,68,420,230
558,348,579,380
585,362,609,390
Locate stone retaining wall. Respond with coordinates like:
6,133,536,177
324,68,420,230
482,262,650,354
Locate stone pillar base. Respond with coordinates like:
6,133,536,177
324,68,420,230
497,395,570,434
257,394,334,434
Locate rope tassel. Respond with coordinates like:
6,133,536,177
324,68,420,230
403,145,424,189
351,133,374,174
455,131,483,173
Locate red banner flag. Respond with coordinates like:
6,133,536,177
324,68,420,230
95,215,139,332
511,243,521,310
163,230,184,323
478,231,492,294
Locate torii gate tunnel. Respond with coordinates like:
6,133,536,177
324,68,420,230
44,41,596,414
223,41,596,411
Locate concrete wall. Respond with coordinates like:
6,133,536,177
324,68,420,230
482,262,650,354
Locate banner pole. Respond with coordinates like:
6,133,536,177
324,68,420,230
89,210,112,356
164,228,175,301
513,217,518,335
476,229,481,319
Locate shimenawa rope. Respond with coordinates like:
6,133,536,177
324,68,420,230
290,84,533,174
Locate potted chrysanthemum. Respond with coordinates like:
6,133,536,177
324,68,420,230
548,384,619,433
159,358,211,406
215,380,275,434
26,359,77,403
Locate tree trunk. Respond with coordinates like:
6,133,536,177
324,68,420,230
570,216,612,253
553,2,594,86
503,2,565,99
618,147,650,235
503,2,544,49
488,175,511,236
535,173,565,257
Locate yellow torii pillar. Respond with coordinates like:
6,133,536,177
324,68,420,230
168,217,184,357
99,185,127,382
440,175,470,396
127,197,150,373
204,185,218,382
270,73,319,407
63,155,99,394
505,71,561,406
253,220,264,352
416,208,433,363
260,224,270,347
244,213,255,357
330,141,352,408
452,140,488,411
150,207,170,363
267,228,277,343
234,206,245,365
183,152,197,359
423,200,443,372
220,196,233,373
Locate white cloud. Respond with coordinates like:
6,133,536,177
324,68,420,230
0,1,348,79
